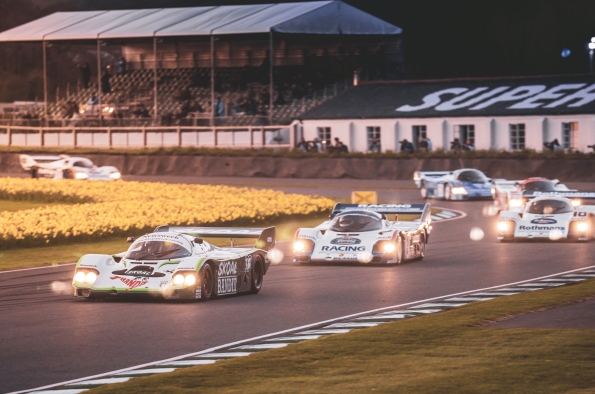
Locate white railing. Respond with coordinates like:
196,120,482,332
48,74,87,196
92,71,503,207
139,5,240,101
0,125,293,149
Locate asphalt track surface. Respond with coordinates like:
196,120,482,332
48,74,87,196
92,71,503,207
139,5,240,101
2,178,595,393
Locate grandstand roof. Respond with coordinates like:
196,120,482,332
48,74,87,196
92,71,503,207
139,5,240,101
299,76,595,119
0,1,402,42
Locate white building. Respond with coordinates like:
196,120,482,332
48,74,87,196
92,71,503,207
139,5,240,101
295,76,595,152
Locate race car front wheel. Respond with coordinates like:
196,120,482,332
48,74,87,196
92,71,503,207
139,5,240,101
444,184,452,200
396,237,405,264
250,256,264,294
200,263,215,301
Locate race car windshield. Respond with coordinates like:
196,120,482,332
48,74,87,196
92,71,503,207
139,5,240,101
523,180,556,191
329,213,382,232
125,240,191,260
457,170,487,182
525,199,573,215
72,160,94,168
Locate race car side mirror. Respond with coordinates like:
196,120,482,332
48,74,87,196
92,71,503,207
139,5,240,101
194,237,204,244
126,236,135,243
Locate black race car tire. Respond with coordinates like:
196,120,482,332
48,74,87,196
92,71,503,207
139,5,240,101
420,181,428,199
250,255,264,294
418,234,426,260
396,236,405,264
200,263,215,301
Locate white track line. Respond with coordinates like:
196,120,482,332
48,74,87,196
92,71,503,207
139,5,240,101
12,263,595,394
432,207,467,223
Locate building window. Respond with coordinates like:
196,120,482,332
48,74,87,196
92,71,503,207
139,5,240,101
509,124,525,150
453,125,475,147
317,127,331,149
367,126,381,152
412,125,427,149
562,122,578,150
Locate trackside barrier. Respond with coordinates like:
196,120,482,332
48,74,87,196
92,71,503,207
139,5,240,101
0,125,293,149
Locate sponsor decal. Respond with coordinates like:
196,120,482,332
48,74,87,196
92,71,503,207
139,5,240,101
137,233,188,247
218,277,237,294
331,237,361,245
531,191,595,197
531,218,557,224
110,275,148,289
358,204,412,208
217,260,238,295
195,288,201,299
519,225,566,231
111,266,165,278
218,261,237,276
395,83,595,113
245,255,252,271
321,245,366,252
159,281,169,289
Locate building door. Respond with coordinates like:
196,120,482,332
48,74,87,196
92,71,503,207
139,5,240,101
412,125,427,149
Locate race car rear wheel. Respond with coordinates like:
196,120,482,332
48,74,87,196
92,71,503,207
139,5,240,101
250,255,264,294
418,234,426,260
200,263,215,301
444,184,452,200
420,181,428,199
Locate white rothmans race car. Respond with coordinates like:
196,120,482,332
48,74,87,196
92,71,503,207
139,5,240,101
72,226,275,301
413,169,494,200
493,177,574,211
294,203,432,264
19,154,121,180
497,192,595,242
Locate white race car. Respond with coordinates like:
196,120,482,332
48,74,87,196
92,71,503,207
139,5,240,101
493,177,573,211
294,203,432,264
72,226,275,301
497,192,595,242
19,154,121,180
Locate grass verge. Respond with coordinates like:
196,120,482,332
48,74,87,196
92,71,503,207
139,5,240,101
89,279,595,394
0,214,328,271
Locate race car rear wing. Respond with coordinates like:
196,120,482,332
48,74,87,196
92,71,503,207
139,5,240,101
153,225,275,250
331,203,432,223
19,154,68,170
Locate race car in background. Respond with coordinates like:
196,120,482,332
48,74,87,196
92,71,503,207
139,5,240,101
497,192,595,242
493,177,574,211
413,169,494,200
294,203,431,264
19,154,121,180
72,226,275,301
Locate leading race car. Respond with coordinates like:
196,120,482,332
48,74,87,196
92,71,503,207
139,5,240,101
497,192,595,242
20,154,121,180
294,203,432,264
493,177,574,211
413,168,494,200
72,226,275,301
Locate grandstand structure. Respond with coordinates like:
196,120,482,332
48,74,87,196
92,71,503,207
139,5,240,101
0,1,402,148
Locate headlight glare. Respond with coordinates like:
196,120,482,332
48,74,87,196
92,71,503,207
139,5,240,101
509,199,523,207
383,242,396,253
110,171,121,180
294,240,305,252
84,272,98,284
74,271,86,283
571,199,581,207
451,186,467,195
184,275,196,286
75,172,89,180
497,221,510,231
172,274,185,285
577,222,588,232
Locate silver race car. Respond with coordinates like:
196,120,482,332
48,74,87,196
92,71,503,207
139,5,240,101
20,154,121,180
294,203,432,264
497,192,595,242
72,226,275,301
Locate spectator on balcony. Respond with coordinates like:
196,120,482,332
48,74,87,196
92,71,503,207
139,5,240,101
87,93,99,115
450,138,463,151
79,62,91,89
116,57,126,75
297,137,309,152
369,138,381,153
214,97,225,117
337,140,349,153
426,136,433,152
543,138,561,152
399,139,414,153
309,137,322,152
463,139,475,151
418,137,428,152
101,70,111,94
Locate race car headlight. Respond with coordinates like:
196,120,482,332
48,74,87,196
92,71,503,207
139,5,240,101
413,172,420,181
509,198,523,208
75,172,89,180
172,274,185,286
383,242,396,253
109,171,121,180
294,240,305,252
85,272,97,284
74,271,86,283
571,199,581,207
577,222,589,232
184,274,196,286
491,188,496,195
451,186,467,195
497,221,510,231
